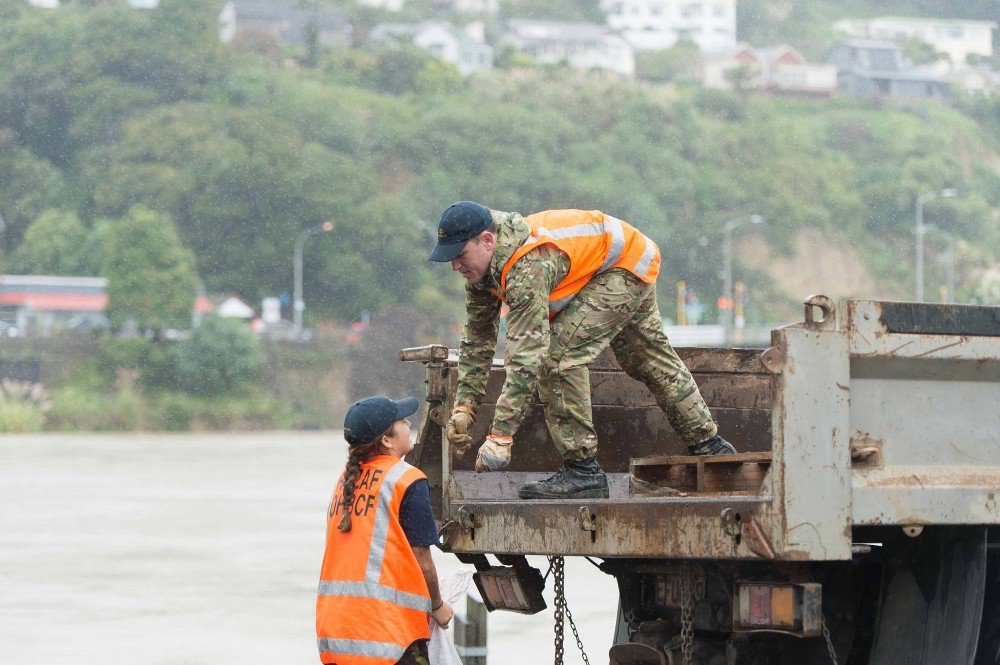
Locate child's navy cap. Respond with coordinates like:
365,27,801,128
343,396,419,446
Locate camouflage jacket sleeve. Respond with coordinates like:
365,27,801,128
454,284,502,411
491,246,569,437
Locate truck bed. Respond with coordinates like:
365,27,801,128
405,297,1000,562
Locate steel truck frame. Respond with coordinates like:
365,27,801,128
403,297,1000,665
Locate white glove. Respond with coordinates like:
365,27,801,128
475,435,513,472
445,406,475,457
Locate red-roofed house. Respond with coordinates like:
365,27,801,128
703,43,838,97
0,275,109,336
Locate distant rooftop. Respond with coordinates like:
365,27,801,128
834,38,905,51
505,19,614,39
856,16,998,29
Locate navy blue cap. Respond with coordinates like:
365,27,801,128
428,201,493,262
343,396,419,447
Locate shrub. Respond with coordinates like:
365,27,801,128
0,401,45,432
172,317,264,396
156,392,196,431
47,386,148,431
97,338,173,389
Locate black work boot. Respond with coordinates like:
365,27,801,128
688,435,737,456
517,457,609,499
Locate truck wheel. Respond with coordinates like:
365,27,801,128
974,529,1000,665
869,526,987,665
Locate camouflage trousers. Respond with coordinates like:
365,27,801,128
540,268,718,460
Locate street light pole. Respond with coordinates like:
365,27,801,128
915,188,957,302
923,224,955,304
293,221,333,335
722,214,763,344
0,210,6,266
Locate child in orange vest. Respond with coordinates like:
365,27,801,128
317,396,453,665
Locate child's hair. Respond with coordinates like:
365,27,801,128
337,422,398,533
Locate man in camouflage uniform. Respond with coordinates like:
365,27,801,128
428,201,735,499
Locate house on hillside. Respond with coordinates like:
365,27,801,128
431,0,499,15
27,0,159,8
369,21,493,75
602,0,737,52
0,275,109,337
357,0,406,11
702,44,837,97
834,16,996,66
702,43,764,89
219,0,352,48
826,39,952,101
945,66,1000,98
500,20,636,77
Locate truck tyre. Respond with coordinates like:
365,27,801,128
869,526,987,665
974,529,1000,665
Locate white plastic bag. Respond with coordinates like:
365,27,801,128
428,569,475,665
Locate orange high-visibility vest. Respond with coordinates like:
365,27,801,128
316,456,431,665
499,209,661,315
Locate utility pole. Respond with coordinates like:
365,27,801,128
721,214,763,344
915,189,957,302
0,210,6,267
923,224,956,304
676,280,688,326
293,221,333,336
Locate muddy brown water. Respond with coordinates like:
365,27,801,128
0,433,617,664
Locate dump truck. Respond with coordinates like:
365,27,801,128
401,296,1000,665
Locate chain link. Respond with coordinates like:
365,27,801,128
549,556,591,665
821,614,838,665
552,556,564,665
565,595,591,665
678,562,695,665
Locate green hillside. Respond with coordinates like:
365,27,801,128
0,0,998,334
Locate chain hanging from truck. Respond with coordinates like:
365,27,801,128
821,614,839,665
549,556,591,665
679,562,695,665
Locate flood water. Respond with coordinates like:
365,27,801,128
0,433,618,664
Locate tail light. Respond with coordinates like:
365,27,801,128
733,581,822,636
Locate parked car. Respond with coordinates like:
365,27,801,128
66,313,111,332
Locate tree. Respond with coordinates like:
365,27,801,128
9,209,88,275
0,137,66,248
723,63,759,103
902,36,946,65
90,205,200,330
635,42,702,84
172,316,264,396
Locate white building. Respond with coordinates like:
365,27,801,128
501,20,636,77
357,0,406,11
27,0,159,7
369,21,493,76
833,16,997,65
432,0,498,14
602,0,736,52
946,66,1000,97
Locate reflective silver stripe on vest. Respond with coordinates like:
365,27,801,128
365,460,413,582
525,221,607,246
599,215,626,272
633,234,658,278
317,638,406,660
317,580,432,612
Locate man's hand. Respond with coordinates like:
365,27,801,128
446,406,476,457
431,600,454,628
476,435,513,472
